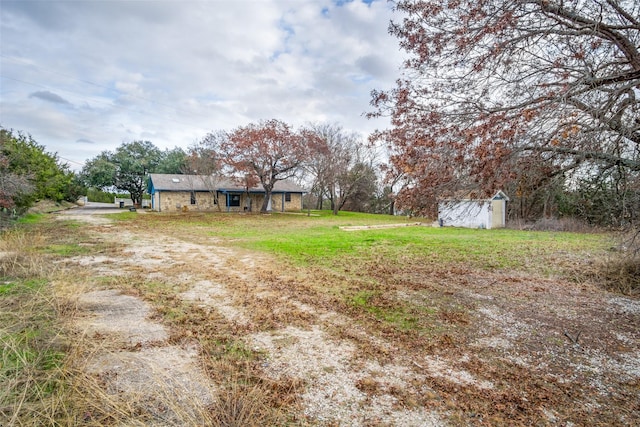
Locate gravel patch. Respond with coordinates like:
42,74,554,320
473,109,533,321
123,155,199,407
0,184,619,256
477,305,532,342
422,355,494,390
250,326,444,426
180,279,248,323
84,345,214,425
608,296,640,315
77,289,168,345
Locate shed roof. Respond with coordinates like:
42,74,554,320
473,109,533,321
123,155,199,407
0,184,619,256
439,190,510,202
148,174,306,193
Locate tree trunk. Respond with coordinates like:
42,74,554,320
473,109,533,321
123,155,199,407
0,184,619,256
330,186,338,215
130,192,142,206
212,192,222,212
260,187,273,213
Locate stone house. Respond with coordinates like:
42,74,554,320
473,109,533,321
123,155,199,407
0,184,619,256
147,173,305,213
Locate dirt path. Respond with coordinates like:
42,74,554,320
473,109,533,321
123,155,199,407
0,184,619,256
61,212,218,424
60,212,446,425
58,211,640,426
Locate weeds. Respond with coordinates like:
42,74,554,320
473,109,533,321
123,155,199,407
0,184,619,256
0,229,48,279
0,217,94,426
3,210,636,426
0,276,70,426
594,253,640,296
209,377,270,427
569,229,640,295
609,259,640,295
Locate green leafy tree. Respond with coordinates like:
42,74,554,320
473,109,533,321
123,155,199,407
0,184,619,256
0,127,76,209
81,140,163,205
80,153,117,189
156,147,187,174
112,141,162,205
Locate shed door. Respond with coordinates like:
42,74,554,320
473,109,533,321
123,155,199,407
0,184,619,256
491,200,504,228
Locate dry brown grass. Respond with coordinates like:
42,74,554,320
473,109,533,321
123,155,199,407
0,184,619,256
62,339,217,426
595,254,640,296
509,218,640,295
576,229,640,296
0,221,211,426
509,216,601,233
143,285,304,425
4,211,639,426
207,371,301,427
0,228,48,279
0,229,70,426
0,216,305,425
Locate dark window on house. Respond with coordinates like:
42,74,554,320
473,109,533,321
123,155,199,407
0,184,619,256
190,191,196,205
285,192,291,202
227,194,241,207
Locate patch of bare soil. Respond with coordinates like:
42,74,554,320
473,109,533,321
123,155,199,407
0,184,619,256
77,289,168,345
59,211,640,426
251,325,441,426
27,199,76,214
75,289,214,425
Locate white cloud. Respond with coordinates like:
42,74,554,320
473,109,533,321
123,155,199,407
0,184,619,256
0,0,404,169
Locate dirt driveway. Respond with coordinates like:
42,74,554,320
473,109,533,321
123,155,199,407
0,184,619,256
57,208,640,426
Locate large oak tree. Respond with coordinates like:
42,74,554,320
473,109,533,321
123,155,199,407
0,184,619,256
371,0,640,221
222,119,313,213
82,141,188,205
81,140,163,205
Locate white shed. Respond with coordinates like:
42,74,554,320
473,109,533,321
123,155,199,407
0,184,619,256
438,191,509,229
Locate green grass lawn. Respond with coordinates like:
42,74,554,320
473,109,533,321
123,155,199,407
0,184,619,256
138,210,611,279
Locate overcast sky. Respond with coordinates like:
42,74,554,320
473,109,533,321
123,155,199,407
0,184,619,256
0,0,405,170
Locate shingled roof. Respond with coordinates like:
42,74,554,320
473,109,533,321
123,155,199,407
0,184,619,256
148,174,305,193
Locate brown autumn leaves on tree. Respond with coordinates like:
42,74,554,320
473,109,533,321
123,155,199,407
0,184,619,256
221,119,316,213
197,121,379,215
370,0,640,220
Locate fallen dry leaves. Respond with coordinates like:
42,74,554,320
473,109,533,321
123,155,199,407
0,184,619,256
57,211,639,426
